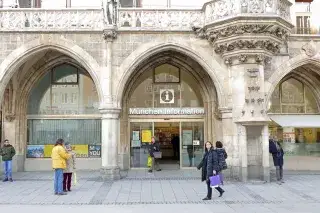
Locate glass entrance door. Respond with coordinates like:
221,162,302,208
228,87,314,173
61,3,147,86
181,122,204,168
129,120,204,169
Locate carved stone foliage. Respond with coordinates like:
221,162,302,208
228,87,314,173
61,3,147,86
193,23,289,64
214,39,280,55
195,24,289,43
224,54,271,65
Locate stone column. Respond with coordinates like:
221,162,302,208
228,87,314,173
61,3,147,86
100,108,121,180
261,125,270,182
102,29,117,107
100,29,120,180
238,124,248,182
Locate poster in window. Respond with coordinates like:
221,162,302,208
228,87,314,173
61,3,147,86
72,145,89,158
132,131,140,141
27,145,44,158
131,140,141,147
88,145,101,158
43,144,89,158
182,130,193,145
44,145,54,158
142,130,152,143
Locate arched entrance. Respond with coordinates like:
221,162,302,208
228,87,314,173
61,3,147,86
118,50,222,170
0,38,103,172
267,61,320,171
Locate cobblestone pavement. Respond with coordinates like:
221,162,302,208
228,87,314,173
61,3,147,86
1,170,320,212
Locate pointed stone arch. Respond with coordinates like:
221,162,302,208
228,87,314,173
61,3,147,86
0,35,103,104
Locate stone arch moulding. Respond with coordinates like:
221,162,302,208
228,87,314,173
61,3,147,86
0,35,103,105
115,41,228,109
265,54,320,110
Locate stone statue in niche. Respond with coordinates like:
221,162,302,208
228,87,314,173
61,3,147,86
102,0,118,25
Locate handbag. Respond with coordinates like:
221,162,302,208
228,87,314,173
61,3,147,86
147,156,152,167
209,175,221,188
73,172,77,186
153,151,162,159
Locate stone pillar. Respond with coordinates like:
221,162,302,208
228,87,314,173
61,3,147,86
261,125,270,182
238,124,248,182
100,108,121,180
102,29,117,107
100,29,120,180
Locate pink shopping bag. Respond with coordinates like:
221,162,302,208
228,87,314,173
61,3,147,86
209,175,221,188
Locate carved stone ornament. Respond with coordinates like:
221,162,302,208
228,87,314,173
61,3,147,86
103,29,117,41
214,39,280,55
302,40,317,57
194,24,289,43
5,114,15,122
238,54,247,63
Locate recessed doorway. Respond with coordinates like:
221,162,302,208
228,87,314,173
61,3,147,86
154,122,180,170
129,120,204,170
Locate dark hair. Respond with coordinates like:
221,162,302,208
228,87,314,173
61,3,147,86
55,138,64,146
216,141,223,148
205,141,213,152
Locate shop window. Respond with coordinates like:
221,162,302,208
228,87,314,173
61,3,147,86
27,63,99,115
27,119,102,158
268,78,319,114
26,64,101,159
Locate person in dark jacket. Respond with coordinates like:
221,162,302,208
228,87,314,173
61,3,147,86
269,139,284,184
197,141,225,200
0,139,16,182
148,136,161,173
215,141,228,185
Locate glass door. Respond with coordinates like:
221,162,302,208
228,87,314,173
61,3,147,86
130,122,153,168
180,122,204,168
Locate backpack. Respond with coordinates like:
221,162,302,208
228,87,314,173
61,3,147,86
217,148,228,170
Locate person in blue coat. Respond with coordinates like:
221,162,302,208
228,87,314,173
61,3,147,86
269,139,284,184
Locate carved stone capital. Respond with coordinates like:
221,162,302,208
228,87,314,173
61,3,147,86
103,29,117,41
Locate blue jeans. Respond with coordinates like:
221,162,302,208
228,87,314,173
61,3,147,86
3,160,12,179
54,169,63,194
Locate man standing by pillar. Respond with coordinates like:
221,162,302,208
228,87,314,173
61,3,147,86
269,139,284,184
0,139,16,182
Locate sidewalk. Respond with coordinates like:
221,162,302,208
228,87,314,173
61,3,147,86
0,170,320,208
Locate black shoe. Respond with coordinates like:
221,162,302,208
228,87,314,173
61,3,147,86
63,190,68,192
148,170,152,173
219,190,225,197
9,178,13,182
156,169,162,171
68,189,72,192
202,197,211,201
57,192,67,195
3,178,8,182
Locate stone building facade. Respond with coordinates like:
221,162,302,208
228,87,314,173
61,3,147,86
0,0,320,181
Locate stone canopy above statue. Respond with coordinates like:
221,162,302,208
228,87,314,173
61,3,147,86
193,0,294,65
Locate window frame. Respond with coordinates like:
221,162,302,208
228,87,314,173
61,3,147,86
153,63,181,84
51,63,79,85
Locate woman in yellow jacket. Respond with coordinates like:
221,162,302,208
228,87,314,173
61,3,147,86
51,139,72,195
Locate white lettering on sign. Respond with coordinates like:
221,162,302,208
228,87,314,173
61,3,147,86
129,108,205,115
